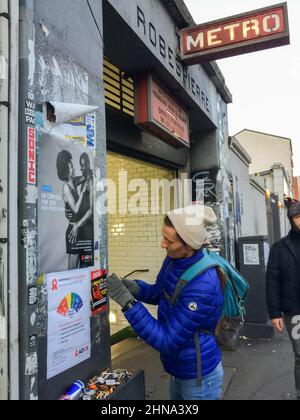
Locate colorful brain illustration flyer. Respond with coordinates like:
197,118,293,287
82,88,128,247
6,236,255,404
57,293,83,317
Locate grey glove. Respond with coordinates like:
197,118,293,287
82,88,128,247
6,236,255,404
122,279,140,299
106,273,135,308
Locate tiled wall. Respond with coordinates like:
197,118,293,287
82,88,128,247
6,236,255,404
107,152,175,334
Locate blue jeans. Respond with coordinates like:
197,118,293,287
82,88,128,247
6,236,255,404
170,363,224,401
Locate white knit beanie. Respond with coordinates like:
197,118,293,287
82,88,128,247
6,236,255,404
167,205,217,250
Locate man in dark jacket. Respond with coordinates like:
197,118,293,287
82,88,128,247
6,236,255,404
107,205,224,400
266,201,300,400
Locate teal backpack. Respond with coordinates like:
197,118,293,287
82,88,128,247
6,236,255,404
169,249,249,384
172,249,249,319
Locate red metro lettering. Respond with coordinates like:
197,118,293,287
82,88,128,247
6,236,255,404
185,13,284,53
180,5,290,64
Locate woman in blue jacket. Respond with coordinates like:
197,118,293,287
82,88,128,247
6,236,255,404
107,205,224,400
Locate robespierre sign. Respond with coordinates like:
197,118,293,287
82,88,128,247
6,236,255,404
180,3,290,65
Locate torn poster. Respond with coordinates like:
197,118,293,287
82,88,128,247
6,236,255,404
43,102,97,148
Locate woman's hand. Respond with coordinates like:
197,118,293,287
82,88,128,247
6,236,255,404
68,222,80,244
81,181,88,194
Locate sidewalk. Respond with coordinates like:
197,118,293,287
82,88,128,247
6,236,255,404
112,331,296,400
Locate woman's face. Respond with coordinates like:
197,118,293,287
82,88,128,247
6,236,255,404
68,161,75,179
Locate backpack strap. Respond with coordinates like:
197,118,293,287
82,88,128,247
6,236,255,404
194,332,202,386
170,254,218,305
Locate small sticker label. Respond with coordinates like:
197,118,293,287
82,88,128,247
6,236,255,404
25,353,38,376
25,99,36,126
27,127,36,185
29,335,37,349
28,287,38,305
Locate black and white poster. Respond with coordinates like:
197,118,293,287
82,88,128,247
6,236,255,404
38,128,94,275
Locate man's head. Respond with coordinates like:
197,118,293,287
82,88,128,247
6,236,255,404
80,153,91,177
161,205,217,260
161,217,194,259
288,201,300,231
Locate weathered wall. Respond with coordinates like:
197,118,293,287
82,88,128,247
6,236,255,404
190,91,233,261
0,0,9,400
249,181,268,237
18,0,110,400
230,144,268,239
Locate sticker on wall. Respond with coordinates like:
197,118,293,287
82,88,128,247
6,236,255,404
36,274,45,286
25,223,38,286
29,334,37,350
30,312,36,327
90,269,108,316
28,287,38,306
86,113,96,149
28,89,35,101
25,99,36,126
27,127,36,185
25,353,38,376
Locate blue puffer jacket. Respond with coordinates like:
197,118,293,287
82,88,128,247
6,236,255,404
125,250,224,380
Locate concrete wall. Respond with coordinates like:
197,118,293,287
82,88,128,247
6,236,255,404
249,181,268,237
18,0,110,400
258,168,290,237
230,144,267,239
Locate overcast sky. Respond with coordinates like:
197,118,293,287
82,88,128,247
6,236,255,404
184,0,300,175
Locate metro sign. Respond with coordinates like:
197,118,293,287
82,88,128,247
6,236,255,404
180,3,290,65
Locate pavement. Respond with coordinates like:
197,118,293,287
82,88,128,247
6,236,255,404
112,330,297,400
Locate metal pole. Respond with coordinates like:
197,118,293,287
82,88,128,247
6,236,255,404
0,0,9,401
8,0,19,400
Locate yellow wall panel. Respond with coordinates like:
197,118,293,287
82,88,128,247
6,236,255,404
107,152,176,335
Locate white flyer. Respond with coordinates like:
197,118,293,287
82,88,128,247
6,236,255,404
243,244,260,266
47,268,91,379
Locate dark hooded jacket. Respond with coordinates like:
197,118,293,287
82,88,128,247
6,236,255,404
266,230,300,319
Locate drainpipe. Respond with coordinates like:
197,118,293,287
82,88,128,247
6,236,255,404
8,0,19,400
0,0,20,400
0,0,9,401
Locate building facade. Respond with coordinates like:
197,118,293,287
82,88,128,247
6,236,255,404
253,164,291,238
235,129,294,238
0,0,233,399
104,0,233,333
